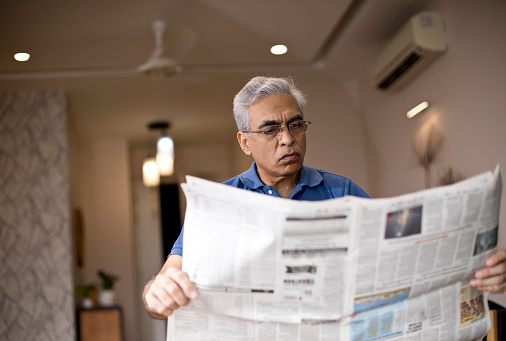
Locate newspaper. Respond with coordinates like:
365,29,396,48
167,166,502,341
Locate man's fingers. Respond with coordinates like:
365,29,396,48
473,272,506,286
485,249,506,267
167,268,199,300
477,281,506,294
150,273,187,308
145,289,176,317
158,276,190,307
470,250,506,294
475,262,506,280
469,277,506,293
143,268,199,319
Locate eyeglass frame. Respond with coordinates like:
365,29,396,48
242,120,311,138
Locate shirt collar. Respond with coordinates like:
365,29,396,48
240,162,323,189
298,164,323,188
239,162,264,189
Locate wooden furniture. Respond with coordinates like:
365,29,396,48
485,300,504,341
487,309,498,341
76,306,124,341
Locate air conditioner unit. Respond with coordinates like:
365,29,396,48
371,11,447,91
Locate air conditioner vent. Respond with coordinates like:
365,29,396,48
378,51,422,89
372,11,447,91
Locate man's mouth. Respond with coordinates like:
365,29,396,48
280,152,300,161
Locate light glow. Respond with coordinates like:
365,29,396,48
157,135,174,155
156,153,174,176
14,53,30,62
156,135,175,176
142,158,160,187
270,45,287,55
407,101,429,118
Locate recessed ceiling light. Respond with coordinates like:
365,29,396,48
14,53,30,62
270,45,287,55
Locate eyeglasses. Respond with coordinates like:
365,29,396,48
243,121,311,139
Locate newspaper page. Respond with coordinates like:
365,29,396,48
167,166,502,341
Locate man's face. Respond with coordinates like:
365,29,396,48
237,94,306,184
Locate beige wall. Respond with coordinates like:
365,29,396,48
301,75,369,190
357,0,506,304
73,138,140,341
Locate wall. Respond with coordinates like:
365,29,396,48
0,90,74,340
357,0,506,304
73,138,140,341
301,74,369,191
130,142,236,340
131,178,166,341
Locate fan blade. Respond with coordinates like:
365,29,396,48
164,27,197,62
0,66,141,80
141,20,167,65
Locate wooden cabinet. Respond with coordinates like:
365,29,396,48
76,306,124,341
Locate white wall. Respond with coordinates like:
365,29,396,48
357,0,506,304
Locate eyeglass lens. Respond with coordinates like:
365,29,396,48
264,121,309,136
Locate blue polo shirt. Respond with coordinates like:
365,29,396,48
170,162,369,256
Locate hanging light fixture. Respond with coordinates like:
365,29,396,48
142,121,175,187
142,156,160,187
156,134,174,176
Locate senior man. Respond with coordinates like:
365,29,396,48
142,76,506,319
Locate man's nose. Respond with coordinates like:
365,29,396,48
278,126,295,144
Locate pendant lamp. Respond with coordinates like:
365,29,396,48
142,121,175,187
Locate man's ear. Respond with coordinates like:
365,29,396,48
237,131,252,155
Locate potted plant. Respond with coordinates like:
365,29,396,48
97,269,120,307
76,283,97,309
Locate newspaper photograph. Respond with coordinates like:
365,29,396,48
167,166,502,341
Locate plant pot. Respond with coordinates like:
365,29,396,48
98,290,118,307
82,297,94,309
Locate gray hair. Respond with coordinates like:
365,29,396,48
233,76,307,131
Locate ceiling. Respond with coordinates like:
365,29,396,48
0,0,432,147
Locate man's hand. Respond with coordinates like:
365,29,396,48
470,249,506,294
142,255,199,319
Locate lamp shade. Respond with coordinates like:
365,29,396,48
156,153,174,176
156,135,174,176
142,157,160,187
157,135,174,155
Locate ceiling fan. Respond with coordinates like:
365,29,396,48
138,21,197,79
0,20,197,80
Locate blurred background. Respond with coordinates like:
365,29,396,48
1,0,505,340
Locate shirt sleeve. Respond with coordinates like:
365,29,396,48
325,173,370,199
349,181,370,198
169,226,184,257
